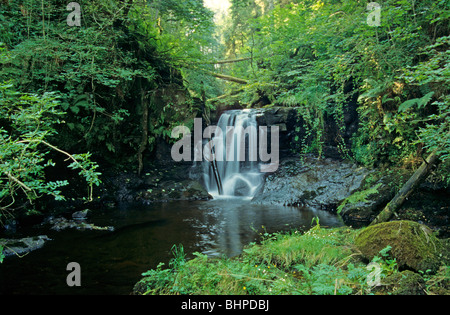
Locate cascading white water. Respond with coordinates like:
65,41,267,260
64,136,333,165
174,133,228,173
203,109,264,198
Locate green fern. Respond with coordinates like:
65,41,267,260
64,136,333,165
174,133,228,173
398,92,435,112
337,183,382,214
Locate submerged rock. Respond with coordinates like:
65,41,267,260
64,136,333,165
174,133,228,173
0,235,51,258
72,209,90,220
46,216,114,232
141,179,212,202
355,220,448,273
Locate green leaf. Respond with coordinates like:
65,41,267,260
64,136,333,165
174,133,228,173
398,92,435,112
70,106,80,114
417,92,435,108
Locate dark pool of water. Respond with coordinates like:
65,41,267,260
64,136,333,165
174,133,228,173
0,198,343,295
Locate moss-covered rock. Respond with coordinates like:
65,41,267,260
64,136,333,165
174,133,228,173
373,270,426,295
355,220,446,273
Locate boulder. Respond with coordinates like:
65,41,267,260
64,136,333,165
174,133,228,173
374,270,426,295
251,156,369,209
182,180,213,200
355,220,447,273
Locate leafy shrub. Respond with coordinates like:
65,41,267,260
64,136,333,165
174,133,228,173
0,82,100,222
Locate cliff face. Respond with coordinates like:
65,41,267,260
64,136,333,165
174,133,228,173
251,106,359,160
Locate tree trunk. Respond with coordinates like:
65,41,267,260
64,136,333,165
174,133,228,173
370,149,440,225
205,58,252,65
206,71,248,85
137,81,148,176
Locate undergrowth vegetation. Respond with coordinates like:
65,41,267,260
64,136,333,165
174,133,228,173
134,223,449,295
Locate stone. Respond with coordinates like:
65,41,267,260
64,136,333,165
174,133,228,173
72,209,90,220
251,156,369,209
383,270,426,295
183,180,213,200
0,235,51,257
355,220,447,273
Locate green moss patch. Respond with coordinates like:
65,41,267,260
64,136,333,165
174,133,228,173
355,220,446,273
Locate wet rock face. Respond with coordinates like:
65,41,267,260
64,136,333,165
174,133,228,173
251,156,370,209
250,106,359,160
99,161,212,204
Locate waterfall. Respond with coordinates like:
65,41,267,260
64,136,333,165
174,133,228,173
202,109,264,198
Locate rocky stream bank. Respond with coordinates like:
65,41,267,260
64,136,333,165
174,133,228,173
1,147,449,266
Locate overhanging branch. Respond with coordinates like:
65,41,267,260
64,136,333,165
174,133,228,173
204,57,252,65
206,71,248,84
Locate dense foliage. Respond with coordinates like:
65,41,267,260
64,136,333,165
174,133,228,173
0,0,220,217
0,0,449,296
0,80,100,222
218,0,449,169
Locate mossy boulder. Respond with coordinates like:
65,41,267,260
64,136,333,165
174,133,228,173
374,270,426,295
355,220,446,273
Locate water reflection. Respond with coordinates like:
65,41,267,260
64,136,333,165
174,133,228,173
193,198,342,257
0,198,343,294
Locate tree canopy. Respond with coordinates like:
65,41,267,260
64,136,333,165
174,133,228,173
217,0,448,167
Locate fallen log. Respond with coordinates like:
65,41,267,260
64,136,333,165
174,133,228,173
206,71,248,85
370,149,439,225
207,88,245,102
193,57,252,65
207,57,252,65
